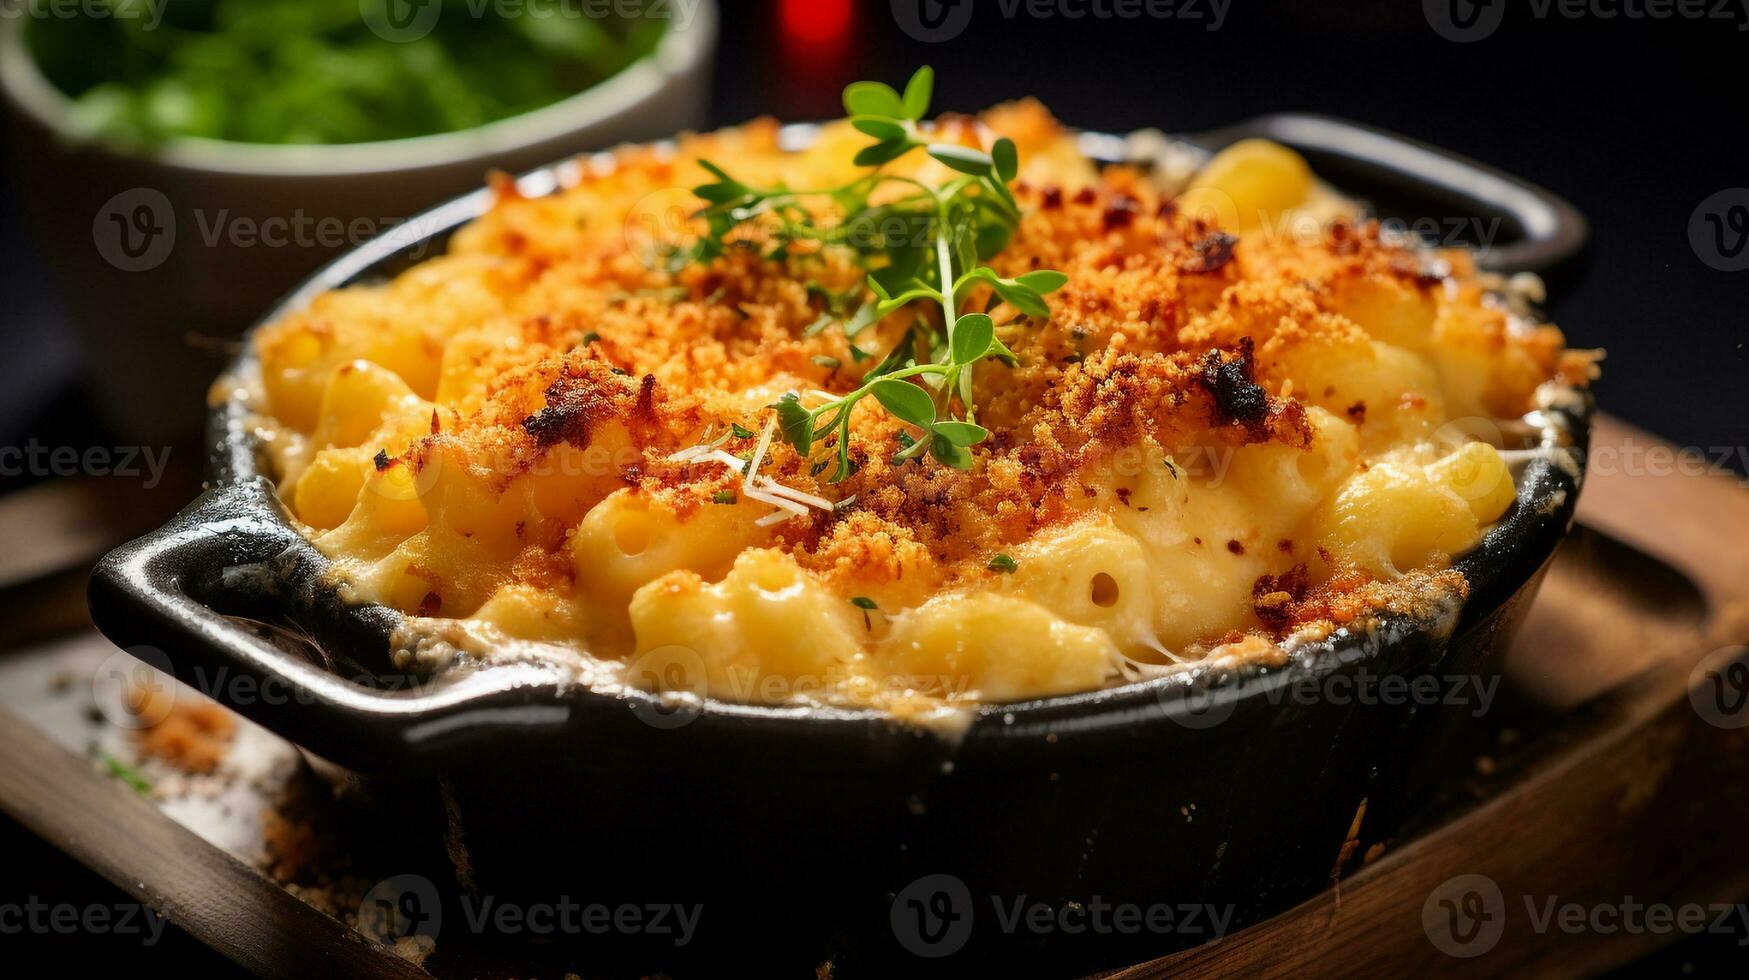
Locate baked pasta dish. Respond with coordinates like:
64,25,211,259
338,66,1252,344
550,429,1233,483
239,69,1594,717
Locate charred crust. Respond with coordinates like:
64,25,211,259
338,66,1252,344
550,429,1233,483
1177,231,1236,273
1102,195,1139,232
520,367,627,449
1198,338,1270,428
1251,563,1310,632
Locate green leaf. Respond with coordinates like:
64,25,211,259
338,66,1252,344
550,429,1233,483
1016,270,1069,294
100,752,151,796
900,66,934,121
876,287,939,317
830,415,858,482
932,420,990,447
928,144,995,176
810,406,845,442
843,300,880,338
987,335,1019,367
850,596,879,610
853,139,915,168
950,313,994,365
843,81,904,119
990,279,1050,318
771,392,814,455
871,378,937,428
730,423,755,439
987,553,1018,573
992,137,1018,182
812,355,842,370
694,181,747,204
929,433,974,469
851,116,908,141
711,490,737,504
952,220,980,283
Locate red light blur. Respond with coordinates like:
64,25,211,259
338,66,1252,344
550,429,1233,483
780,0,852,45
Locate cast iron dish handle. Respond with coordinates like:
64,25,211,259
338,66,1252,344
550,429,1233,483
1191,113,1588,275
87,478,577,770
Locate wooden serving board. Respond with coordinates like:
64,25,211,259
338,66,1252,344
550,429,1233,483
0,414,1745,978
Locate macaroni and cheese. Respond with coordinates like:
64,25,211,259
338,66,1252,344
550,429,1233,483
238,100,1593,717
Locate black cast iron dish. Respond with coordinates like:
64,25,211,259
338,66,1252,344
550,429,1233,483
89,116,1591,974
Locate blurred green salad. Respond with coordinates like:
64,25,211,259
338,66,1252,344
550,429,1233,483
25,0,667,146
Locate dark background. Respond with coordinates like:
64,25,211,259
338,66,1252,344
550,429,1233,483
2,0,1746,463
0,0,1743,973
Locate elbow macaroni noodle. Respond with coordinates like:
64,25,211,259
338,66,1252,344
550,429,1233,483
240,104,1589,714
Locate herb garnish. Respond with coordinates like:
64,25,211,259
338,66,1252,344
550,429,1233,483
689,67,1067,481
100,752,152,796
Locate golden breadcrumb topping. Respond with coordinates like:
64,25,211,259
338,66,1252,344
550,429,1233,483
242,101,1589,706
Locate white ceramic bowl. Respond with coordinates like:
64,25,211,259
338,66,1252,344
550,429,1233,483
0,1,717,442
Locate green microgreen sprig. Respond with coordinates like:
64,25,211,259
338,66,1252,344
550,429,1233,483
689,67,1066,482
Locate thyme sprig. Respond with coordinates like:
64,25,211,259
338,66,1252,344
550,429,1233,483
689,67,1066,482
